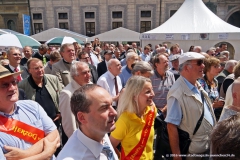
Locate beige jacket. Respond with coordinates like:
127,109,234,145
167,76,216,153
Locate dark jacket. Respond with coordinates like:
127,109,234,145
4,65,29,79
97,61,107,78
89,64,98,83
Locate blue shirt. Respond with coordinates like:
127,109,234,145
165,77,214,126
140,53,150,62
0,100,56,158
119,65,132,87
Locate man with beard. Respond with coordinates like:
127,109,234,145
57,84,118,160
150,54,175,115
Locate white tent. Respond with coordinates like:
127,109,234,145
140,0,240,60
31,28,88,42
88,27,140,42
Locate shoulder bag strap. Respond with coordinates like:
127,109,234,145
193,91,205,135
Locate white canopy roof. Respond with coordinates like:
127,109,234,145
145,0,240,34
88,27,140,42
31,28,88,42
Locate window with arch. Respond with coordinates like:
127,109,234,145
7,20,16,31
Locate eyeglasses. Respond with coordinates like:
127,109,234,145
190,59,204,66
12,53,22,57
0,79,18,89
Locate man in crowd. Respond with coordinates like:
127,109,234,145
140,45,151,62
169,54,180,80
132,42,141,55
97,50,113,77
0,65,59,159
4,47,29,81
78,51,98,83
33,44,50,66
97,59,122,109
57,84,118,160
20,46,33,66
193,46,202,53
59,61,92,138
216,60,237,91
52,43,76,87
100,43,110,56
216,43,228,56
18,58,62,128
84,43,99,68
119,52,139,87
166,52,216,160
150,54,175,114
211,113,240,159
44,50,62,74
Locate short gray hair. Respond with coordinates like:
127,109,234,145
220,51,229,56
107,59,119,68
70,61,89,78
126,52,138,61
225,60,237,70
131,61,154,76
179,61,191,72
7,47,20,55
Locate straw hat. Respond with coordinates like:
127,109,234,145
0,65,23,79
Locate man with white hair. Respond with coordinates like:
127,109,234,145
220,50,230,60
119,52,139,87
59,61,92,138
193,46,202,53
97,59,122,109
216,60,237,91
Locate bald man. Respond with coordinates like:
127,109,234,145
219,77,240,121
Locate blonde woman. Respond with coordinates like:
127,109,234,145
110,76,156,159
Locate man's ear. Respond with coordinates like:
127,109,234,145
77,112,87,124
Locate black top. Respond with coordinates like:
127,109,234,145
97,61,107,78
20,57,29,66
33,52,50,62
28,75,57,120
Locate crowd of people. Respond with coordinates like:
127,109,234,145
0,38,240,160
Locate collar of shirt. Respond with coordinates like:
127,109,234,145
63,59,71,64
125,65,131,74
0,103,19,117
77,129,106,158
28,75,46,89
182,77,202,101
9,64,20,72
125,106,152,123
107,71,115,80
154,70,169,79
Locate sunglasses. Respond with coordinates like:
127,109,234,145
190,59,204,66
0,79,18,89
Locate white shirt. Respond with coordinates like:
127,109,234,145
97,71,122,106
90,52,100,68
56,129,118,160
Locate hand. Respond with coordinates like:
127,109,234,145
41,137,60,158
4,146,26,160
213,100,224,108
53,113,61,122
112,94,120,101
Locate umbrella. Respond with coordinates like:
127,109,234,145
45,36,84,46
0,33,41,51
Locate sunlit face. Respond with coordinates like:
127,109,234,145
83,87,117,135
171,59,179,70
108,60,122,76
85,45,92,53
156,55,169,71
209,64,221,77
188,59,205,79
61,45,75,63
0,76,19,109
28,60,44,79
8,49,22,66
127,55,139,67
137,81,155,112
79,53,91,64
23,47,33,59
74,64,91,86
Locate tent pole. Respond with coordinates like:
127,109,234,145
159,0,162,25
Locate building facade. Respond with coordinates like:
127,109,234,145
0,0,29,33
1,0,240,36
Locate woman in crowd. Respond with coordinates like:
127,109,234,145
198,57,224,120
110,76,156,159
92,37,101,50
